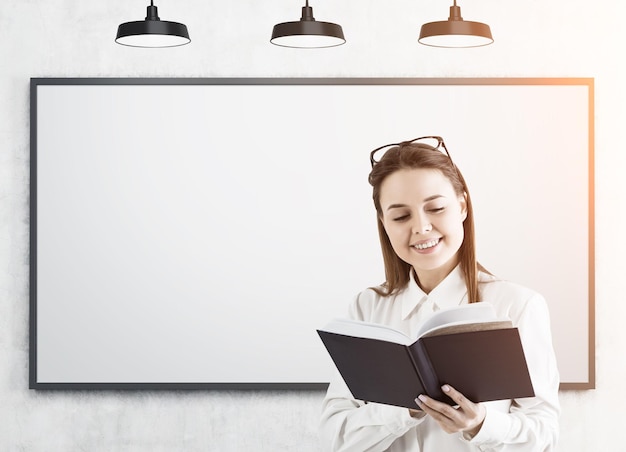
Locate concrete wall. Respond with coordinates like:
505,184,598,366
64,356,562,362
1,0,624,450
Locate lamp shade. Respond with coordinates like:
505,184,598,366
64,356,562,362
419,1,493,48
271,3,345,48
116,1,190,48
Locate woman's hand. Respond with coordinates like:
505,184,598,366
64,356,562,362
415,384,486,437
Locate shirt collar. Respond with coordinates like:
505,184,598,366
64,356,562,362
401,265,468,319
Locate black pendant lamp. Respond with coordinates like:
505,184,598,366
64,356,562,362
271,1,345,48
419,0,493,48
116,1,190,48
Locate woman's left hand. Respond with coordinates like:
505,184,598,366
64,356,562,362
415,384,486,437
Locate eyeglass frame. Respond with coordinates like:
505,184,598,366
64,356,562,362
369,135,454,168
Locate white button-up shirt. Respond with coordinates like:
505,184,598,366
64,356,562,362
320,266,560,451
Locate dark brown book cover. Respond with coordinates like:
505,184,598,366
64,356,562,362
318,327,534,409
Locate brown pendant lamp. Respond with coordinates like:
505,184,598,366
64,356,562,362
419,1,493,48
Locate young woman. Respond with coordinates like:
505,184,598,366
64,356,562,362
319,137,560,451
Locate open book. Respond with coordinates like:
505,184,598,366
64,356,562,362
317,302,534,409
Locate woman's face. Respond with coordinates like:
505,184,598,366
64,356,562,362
379,168,467,291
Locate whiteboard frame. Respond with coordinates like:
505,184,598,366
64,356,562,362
29,77,594,390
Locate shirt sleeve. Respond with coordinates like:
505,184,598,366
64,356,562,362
319,371,424,452
319,292,425,451
462,292,561,451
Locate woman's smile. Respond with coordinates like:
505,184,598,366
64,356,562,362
411,237,441,253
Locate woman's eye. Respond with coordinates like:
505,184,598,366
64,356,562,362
428,207,445,213
393,215,410,222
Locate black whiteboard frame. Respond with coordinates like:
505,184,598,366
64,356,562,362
29,77,594,390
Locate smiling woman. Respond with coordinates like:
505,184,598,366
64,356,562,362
380,168,467,293
368,138,480,300
320,138,561,451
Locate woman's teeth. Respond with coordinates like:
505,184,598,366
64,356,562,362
414,239,439,250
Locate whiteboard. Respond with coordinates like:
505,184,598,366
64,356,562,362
30,78,594,389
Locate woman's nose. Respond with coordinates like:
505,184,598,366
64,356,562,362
412,215,432,234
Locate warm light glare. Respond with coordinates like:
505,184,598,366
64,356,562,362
115,34,191,48
270,34,345,48
419,34,493,48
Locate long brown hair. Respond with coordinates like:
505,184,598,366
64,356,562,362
368,142,486,302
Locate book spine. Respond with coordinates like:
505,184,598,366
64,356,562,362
403,345,428,399
410,340,446,402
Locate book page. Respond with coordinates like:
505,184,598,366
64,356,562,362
420,320,513,338
415,302,503,338
318,318,413,345
319,303,510,345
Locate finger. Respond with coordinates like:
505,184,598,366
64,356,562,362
442,384,482,413
417,392,485,434
440,385,486,433
415,394,459,420
441,384,470,408
415,395,461,433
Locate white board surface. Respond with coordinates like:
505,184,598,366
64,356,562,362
31,78,593,388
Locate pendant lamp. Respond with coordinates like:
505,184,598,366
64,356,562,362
116,1,190,48
271,1,345,48
419,0,493,48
